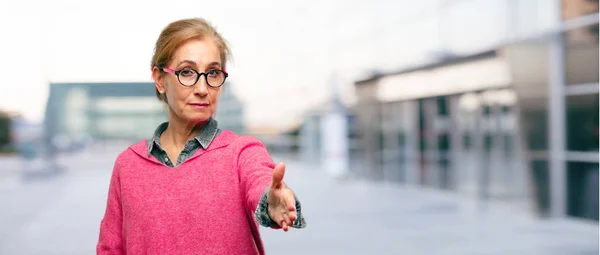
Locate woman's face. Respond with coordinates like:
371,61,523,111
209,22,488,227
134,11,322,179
153,38,224,125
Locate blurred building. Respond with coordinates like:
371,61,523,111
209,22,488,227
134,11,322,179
348,0,598,221
10,116,45,160
213,83,246,134
299,95,359,164
10,116,43,144
45,82,166,144
0,110,13,152
45,81,246,144
354,51,524,196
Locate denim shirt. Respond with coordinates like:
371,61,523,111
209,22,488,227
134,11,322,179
146,117,306,229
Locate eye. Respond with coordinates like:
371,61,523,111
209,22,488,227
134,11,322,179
179,69,196,77
207,69,221,78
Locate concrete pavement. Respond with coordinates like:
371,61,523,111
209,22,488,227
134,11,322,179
0,148,597,255
261,155,598,255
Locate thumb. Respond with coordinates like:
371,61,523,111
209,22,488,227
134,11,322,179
271,162,285,189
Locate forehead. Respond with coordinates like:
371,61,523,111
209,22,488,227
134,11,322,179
172,39,221,65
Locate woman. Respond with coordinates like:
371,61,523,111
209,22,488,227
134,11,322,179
97,17,306,255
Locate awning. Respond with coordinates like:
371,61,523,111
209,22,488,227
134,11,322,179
376,56,511,102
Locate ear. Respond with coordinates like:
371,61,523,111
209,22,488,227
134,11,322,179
152,66,166,94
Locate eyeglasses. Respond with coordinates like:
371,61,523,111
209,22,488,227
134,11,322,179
162,67,228,88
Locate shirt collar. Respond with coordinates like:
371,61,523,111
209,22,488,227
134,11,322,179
146,117,220,154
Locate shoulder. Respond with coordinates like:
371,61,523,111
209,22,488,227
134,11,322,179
113,140,148,168
213,130,264,149
228,133,267,150
215,130,269,158
230,134,272,164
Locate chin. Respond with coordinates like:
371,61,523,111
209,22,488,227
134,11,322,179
186,113,211,124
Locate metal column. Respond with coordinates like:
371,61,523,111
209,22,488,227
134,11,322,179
548,32,566,218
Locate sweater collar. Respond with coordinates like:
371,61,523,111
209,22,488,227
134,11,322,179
130,129,237,164
146,117,220,154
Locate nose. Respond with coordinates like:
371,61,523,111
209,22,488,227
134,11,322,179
193,76,209,96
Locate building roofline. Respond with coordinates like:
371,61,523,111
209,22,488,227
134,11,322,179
355,49,497,85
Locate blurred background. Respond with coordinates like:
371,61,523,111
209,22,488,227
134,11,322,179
0,0,598,254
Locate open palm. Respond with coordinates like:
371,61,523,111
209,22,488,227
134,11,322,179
267,162,297,232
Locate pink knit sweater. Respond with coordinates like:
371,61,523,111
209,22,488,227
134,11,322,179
97,130,276,255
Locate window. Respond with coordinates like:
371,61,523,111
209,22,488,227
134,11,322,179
531,160,551,216
94,97,164,113
438,134,450,152
562,0,599,20
567,162,599,221
565,24,599,85
436,96,448,116
520,98,549,151
566,93,599,151
463,134,472,150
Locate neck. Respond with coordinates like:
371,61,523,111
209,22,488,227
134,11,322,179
163,114,208,150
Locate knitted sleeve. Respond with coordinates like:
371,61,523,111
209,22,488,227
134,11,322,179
97,153,125,254
235,136,306,229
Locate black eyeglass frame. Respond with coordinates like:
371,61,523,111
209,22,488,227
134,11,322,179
162,67,228,88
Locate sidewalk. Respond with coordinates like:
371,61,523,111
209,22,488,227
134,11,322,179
262,155,599,255
0,150,596,255
0,155,21,177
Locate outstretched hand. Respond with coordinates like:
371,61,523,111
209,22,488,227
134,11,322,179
267,162,297,232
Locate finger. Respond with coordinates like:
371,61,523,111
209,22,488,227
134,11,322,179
285,192,296,212
283,213,292,226
272,214,283,226
283,191,297,222
270,162,286,189
281,220,289,232
287,210,297,223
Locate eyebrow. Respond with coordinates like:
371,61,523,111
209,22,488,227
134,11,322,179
176,60,196,67
176,60,222,69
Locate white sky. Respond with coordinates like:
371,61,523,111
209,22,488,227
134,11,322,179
0,0,549,129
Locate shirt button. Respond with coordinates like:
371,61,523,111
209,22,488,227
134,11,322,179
164,157,169,162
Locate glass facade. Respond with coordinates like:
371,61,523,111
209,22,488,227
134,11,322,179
372,86,527,204
561,8,599,220
90,97,166,140
567,161,599,220
503,1,598,219
348,0,598,220
47,81,248,143
45,82,166,143
566,93,599,152
561,1,599,220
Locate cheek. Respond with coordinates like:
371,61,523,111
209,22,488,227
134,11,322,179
211,92,221,107
166,97,181,115
165,82,187,113
212,94,220,104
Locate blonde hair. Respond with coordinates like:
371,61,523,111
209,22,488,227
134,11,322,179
150,18,231,102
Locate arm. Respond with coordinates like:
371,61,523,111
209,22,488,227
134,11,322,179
96,158,124,254
236,136,306,229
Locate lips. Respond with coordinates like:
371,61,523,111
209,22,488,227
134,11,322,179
189,103,209,109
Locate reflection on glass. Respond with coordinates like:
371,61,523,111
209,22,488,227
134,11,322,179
463,134,472,149
438,134,450,151
565,24,599,85
456,93,480,195
520,97,548,151
531,160,550,216
437,96,448,116
562,0,599,20
566,93,599,151
503,134,514,156
567,161,599,220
